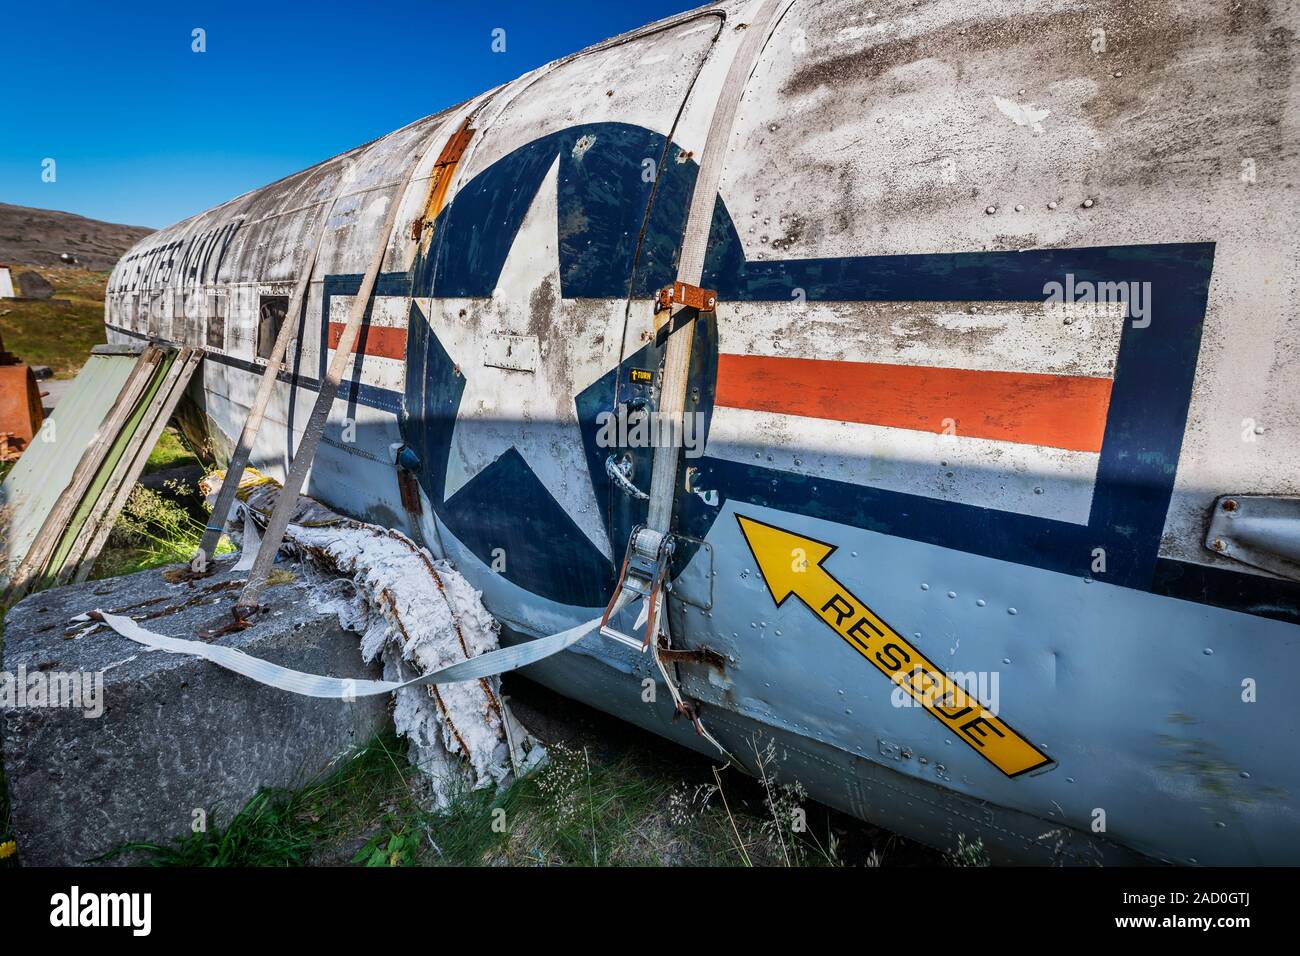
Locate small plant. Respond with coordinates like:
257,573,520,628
947,833,991,867
666,780,717,826
533,742,586,827
352,815,428,867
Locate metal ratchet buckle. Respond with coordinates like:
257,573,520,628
600,525,675,651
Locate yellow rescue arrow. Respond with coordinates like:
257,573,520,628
736,514,1053,778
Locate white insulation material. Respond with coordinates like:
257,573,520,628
202,470,539,805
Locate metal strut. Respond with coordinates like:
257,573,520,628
229,122,448,621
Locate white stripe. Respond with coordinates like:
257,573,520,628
705,406,1099,524
328,294,409,328
718,299,1123,378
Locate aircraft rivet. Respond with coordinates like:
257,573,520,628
921,582,930,590
919,756,929,764
985,205,997,215
936,764,946,772
1216,821,1226,828
1034,486,1044,494
1082,198,1095,208
1222,499,1238,512
851,551,858,557
1047,201,1058,210
1113,70,1123,78
774,628,782,636
1008,607,1019,615
1014,204,1025,212
1212,538,1226,551
1240,771,1251,779
947,591,957,599
1204,648,1214,655
976,598,986,607
1002,657,1011,664
901,749,912,759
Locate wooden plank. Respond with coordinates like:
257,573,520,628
41,348,180,590
61,348,204,584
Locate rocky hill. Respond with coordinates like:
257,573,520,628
0,203,153,273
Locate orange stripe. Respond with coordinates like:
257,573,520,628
715,354,1112,453
327,322,407,360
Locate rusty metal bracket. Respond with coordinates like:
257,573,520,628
412,118,477,245
653,283,719,346
654,281,717,316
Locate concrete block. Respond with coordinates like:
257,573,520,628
1,557,390,865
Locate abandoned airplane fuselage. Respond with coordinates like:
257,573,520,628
105,0,1300,864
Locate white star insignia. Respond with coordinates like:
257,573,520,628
424,153,629,560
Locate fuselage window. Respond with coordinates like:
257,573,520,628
207,291,226,350
257,294,289,360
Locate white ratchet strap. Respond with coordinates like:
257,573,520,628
78,592,631,699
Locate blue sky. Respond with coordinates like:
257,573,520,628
1,0,701,229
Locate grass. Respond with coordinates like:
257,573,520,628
108,729,868,868
0,267,108,377
91,468,232,580
142,427,200,475
101,675,949,869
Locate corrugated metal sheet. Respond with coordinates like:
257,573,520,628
0,346,142,586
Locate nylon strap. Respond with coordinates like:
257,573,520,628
84,601,625,699
646,0,792,531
